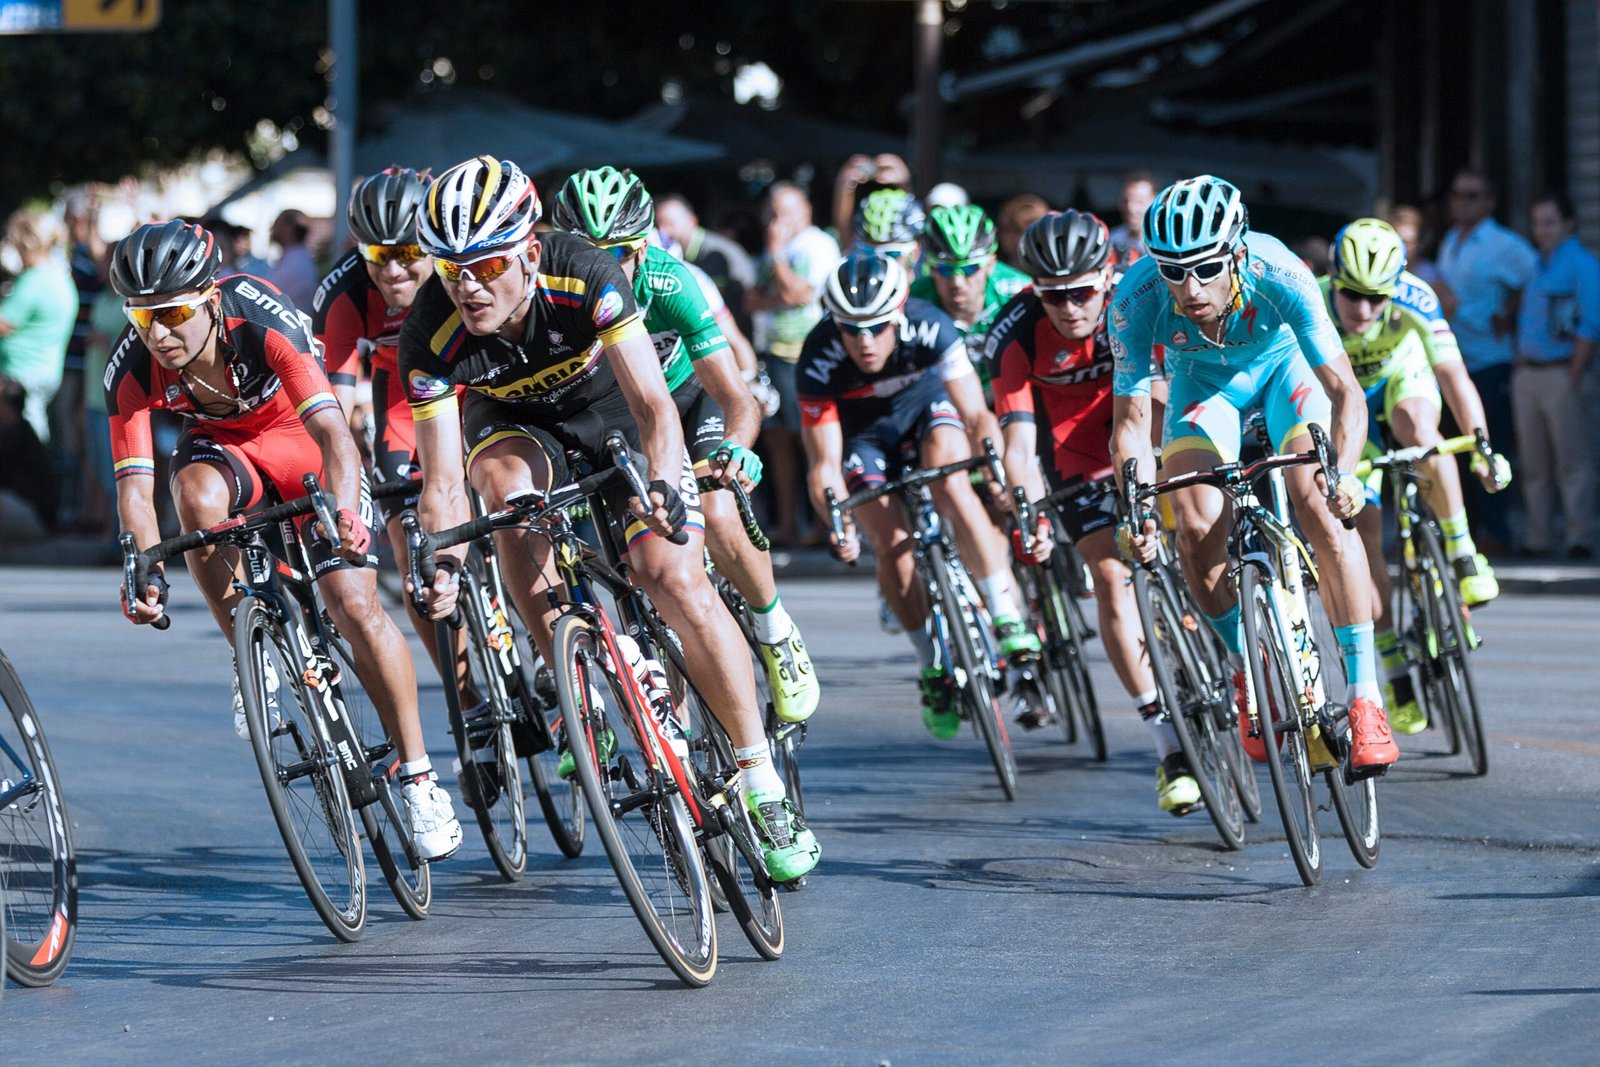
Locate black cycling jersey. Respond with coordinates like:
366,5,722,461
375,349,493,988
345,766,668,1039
795,297,973,429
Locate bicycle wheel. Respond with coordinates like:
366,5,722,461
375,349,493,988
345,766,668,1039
1239,569,1322,886
0,648,77,986
717,578,807,823
1306,588,1380,868
520,642,586,858
934,548,1018,800
334,629,431,919
1176,576,1262,822
235,598,366,941
1135,569,1246,849
553,613,717,987
1042,553,1105,760
1416,521,1488,776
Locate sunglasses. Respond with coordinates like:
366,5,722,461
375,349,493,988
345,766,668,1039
601,239,647,261
1156,258,1230,284
1336,286,1390,306
932,259,989,279
838,318,896,339
1036,284,1102,307
877,243,917,261
434,249,522,284
124,288,214,331
360,243,425,267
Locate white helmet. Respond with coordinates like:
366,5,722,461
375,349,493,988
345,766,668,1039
417,154,541,257
822,249,910,325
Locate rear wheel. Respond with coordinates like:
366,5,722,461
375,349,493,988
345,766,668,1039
0,649,77,986
1416,521,1487,776
1042,553,1104,760
1305,587,1379,868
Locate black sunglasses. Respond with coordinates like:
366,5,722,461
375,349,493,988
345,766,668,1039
1335,286,1389,306
1036,284,1102,307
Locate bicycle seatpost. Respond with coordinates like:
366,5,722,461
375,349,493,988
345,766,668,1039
605,431,690,546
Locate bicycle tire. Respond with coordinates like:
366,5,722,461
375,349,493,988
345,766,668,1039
1176,575,1262,822
1135,568,1246,849
1305,588,1380,868
1395,537,1454,749
932,546,1018,800
0,648,77,987
1240,568,1323,886
1015,561,1074,744
235,598,366,941
1043,553,1105,760
1416,521,1488,776
553,613,717,987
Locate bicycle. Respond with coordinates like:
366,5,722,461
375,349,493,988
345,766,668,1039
1010,485,1106,761
122,476,431,941
1113,463,1260,848
1127,424,1378,885
825,441,1018,800
407,432,784,987
0,646,77,987
1357,432,1490,776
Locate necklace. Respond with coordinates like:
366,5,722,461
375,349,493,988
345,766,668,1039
181,365,246,414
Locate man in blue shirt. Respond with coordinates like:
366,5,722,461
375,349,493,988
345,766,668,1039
1438,169,1538,551
1513,192,1600,558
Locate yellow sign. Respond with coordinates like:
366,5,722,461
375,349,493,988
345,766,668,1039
62,0,159,30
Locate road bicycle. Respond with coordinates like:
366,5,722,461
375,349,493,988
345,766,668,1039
123,476,431,941
826,441,1018,800
0,646,76,987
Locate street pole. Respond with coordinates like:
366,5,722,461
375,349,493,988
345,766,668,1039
912,0,942,196
329,0,357,252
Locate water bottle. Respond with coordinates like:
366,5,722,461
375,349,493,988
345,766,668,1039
610,633,687,758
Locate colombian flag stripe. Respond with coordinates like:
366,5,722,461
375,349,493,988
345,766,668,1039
539,273,587,308
114,457,156,479
431,311,467,363
296,392,339,420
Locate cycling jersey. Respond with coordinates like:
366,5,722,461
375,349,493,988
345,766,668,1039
634,244,730,393
1392,270,1461,365
1320,275,1459,386
909,259,1030,353
986,290,1114,482
398,232,647,427
312,250,412,383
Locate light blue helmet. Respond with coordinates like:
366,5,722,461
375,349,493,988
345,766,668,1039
1143,175,1248,266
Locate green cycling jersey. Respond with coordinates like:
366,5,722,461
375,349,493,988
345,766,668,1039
634,244,730,392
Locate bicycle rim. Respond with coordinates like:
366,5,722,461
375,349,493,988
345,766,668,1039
1305,588,1381,867
1241,571,1322,886
1031,561,1079,746
0,649,77,986
696,715,784,960
1045,555,1104,759
937,551,1017,800
521,643,586,858
237,600,366,940
554,614,717,986
452,577,530,879
1420,524,1488,776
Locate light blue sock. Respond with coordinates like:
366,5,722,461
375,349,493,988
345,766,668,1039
1202,604,1243,655
1334,621,1382,704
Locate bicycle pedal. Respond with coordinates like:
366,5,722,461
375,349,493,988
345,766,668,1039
1346,761,1390,783
1167,800,1206,818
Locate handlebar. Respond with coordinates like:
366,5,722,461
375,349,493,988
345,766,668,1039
1353,433,1484,478
698,446,770,552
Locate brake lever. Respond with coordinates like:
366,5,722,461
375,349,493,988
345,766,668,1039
119,532,171,631
605,431,689,546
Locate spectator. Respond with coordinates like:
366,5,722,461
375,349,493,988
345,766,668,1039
267,208,319,309
832,153,912,250
77,245,127,538
207,218,270,278
0,206,77,445
996,193,1050,272
1292,235,1331,278
656,192,756,333
0,392,56,540
58,191,106,527
925,182,969,211
1109,169,1157,266
1513,192,1600,559
747,181,840,546
1389,204,1458,319
1438,168,1538,553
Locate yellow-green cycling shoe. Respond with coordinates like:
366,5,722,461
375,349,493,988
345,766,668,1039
919,666,960,739
993,614,1042,659
1384,676,1426,735
1453,553,1499,607
1156,753,1202,815
557,725,615,779
746,789,819,883
760,625,821,724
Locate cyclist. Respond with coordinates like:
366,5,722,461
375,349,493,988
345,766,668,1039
1109,176,1399,773
990,210,1196,814
853,188,927,270
549,165,820,726
798,249,1040,738
401,156,817,881
1323,218,1511,732
106,219,463,860
910,204,1030,360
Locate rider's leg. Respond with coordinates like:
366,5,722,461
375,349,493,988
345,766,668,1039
466,436,561,666
854,497,928,656
922,425,1028,630
318,564,425,761
171,460,250,638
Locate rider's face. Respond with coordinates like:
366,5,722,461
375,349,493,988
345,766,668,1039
366,251,432,311
931,259,993,323
1161,251,1238,326
1037,267,1110,341
1333,286,1388,333
838,316,901,373
126,286,219,370
438,237,538,336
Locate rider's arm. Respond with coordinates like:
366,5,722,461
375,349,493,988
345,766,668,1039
311,267,364,420
106,353,166,620
693,348,761,449
1433,360,1488,439
799,401,848,531
989,329,1047,503
945,369,1000,461
609,328,689,520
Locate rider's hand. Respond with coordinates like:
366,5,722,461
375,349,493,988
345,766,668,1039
828,522,861,564
121,568,170,626
1329,471,1366,520
1471,451,1512,493
412,556,461,621
1011,514,1055,565
631,479,688,539
713,441,763,491
333,507,372,562
1115,516,1160,564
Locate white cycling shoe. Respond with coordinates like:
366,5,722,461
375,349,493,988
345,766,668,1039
401,775,464,861
232,662,284,740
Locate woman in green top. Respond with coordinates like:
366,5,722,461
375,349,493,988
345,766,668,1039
0,207,78,443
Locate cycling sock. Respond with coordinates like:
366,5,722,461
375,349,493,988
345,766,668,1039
1375,628,1407,680
399,756,434,780
749,596,793,644
734,743,785,797
1334,621,1382,704
1134,691,1181,760
1202,604,1243,655
1440,511,1475,561
908,623,937,669
976,571,1022,621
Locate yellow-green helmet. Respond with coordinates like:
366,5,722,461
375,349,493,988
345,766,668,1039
854,188,926,245
1331,218,1406,296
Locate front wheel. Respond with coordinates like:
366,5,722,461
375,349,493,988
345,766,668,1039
1417,521,1487,776
1040,554,1104,760
934,548,1017,800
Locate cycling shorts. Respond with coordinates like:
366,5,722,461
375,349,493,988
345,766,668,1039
1357,348,1442,506
671,377,727,476
460,388,703,548
1162,349,1331,464
839,374,965,493
1045,470,1118,544
369,367,421,526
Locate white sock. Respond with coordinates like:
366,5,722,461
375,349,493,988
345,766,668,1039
750,597,793,644
1136,694,1181,760
908,623,936,668
976,571,1021,620
399,757,433,780
734,743,785,796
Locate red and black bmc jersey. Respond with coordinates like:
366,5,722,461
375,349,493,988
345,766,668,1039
311,250,411,382
984,290,1115,482
103,274,339,481
795,297,973,429
397,232,646,428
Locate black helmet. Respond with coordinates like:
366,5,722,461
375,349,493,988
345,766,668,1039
1016,210,1111,279
109,220,222,298
348,166,429,246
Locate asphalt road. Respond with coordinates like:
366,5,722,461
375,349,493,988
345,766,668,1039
2,566,1597,1064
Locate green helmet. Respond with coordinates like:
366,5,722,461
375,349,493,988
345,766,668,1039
1330,218,1406,296
550,166,655,244
854,188,926,245
921,204,998,262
